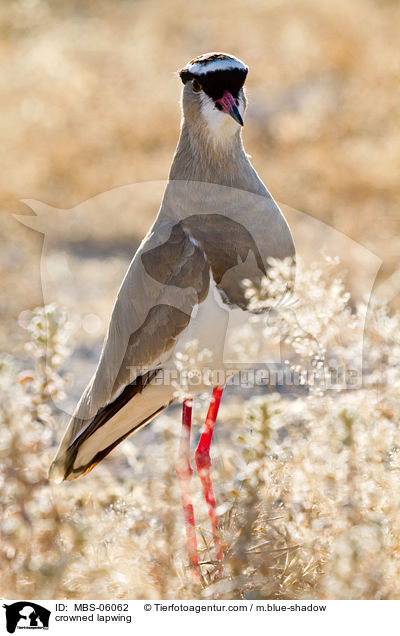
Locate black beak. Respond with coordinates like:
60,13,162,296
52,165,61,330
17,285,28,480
229,103,244,126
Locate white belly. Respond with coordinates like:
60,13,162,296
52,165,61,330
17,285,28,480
165,277,254,394
69,281,254,475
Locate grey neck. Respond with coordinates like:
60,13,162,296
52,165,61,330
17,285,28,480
168,119,267,195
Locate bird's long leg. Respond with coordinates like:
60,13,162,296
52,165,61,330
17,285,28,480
175,398,200,580
195,386,224,561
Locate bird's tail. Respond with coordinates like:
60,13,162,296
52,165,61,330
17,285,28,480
49,372,175,483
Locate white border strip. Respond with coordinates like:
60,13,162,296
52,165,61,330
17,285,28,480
188,56,247,75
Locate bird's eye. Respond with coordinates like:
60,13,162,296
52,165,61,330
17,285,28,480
192,79,202,93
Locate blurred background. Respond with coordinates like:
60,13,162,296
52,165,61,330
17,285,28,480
1,0,399,351
1,0,400,600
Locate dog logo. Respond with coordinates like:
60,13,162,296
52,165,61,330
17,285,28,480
2,602,50,633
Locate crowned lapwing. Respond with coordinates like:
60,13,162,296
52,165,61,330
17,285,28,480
50,52,295,580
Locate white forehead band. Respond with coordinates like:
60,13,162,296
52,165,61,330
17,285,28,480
187,57,247,76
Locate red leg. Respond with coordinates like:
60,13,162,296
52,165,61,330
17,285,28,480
176,398,200,581
195,386,224,561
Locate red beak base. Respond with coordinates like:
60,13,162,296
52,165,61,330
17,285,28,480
215,90,243,126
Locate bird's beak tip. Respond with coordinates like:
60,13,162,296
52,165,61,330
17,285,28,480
229,104,244,126
215,91,244,126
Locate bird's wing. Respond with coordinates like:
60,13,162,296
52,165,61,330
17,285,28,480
182,210,295,310
183,214,267,310
50,218,210,481
164,180,295,310
50,183,295,482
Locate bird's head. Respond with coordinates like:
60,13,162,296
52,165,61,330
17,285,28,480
179,52,248,143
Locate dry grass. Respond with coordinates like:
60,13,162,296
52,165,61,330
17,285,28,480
1,0,400,600
1,257,400,599
1,0,400,348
